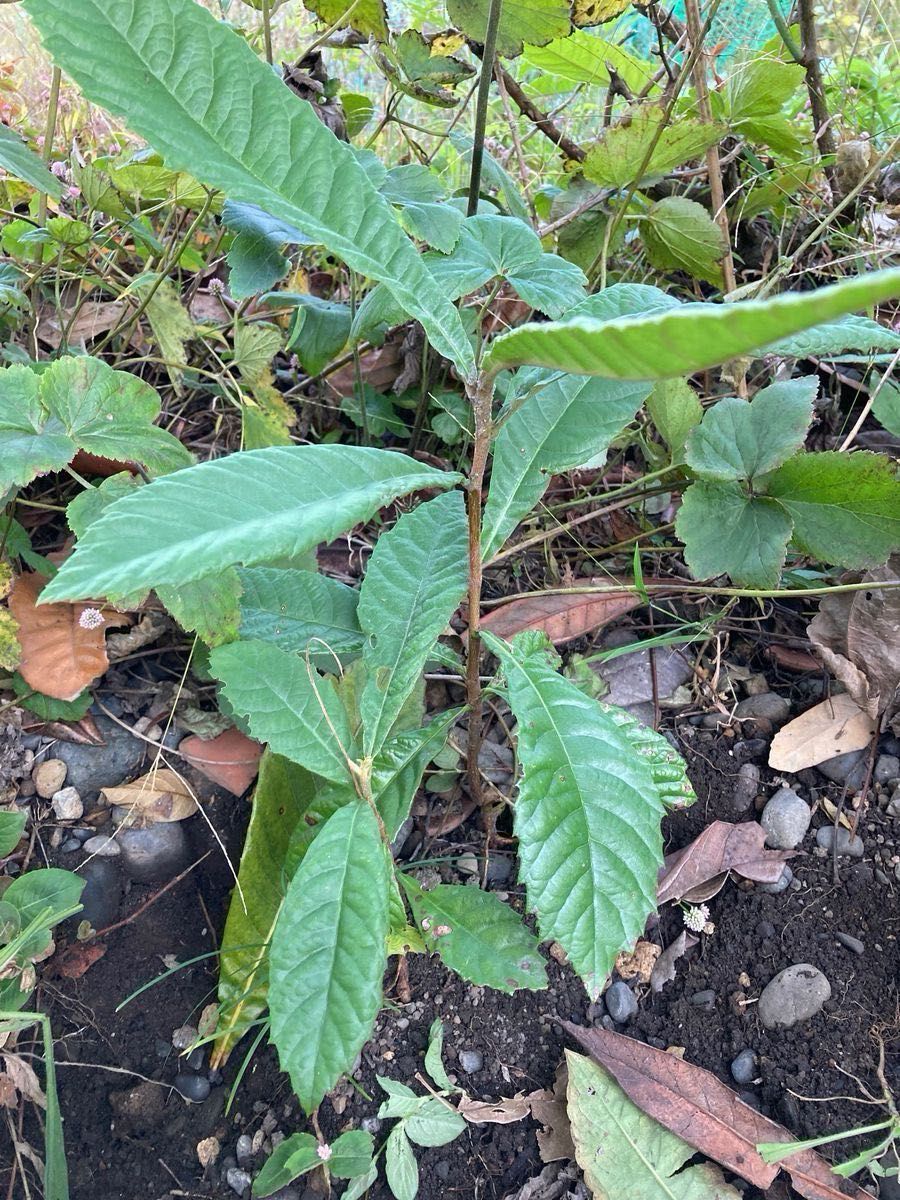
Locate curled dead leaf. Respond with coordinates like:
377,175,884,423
768,692,875,774
650,930,697,994
2,1053,46,1107
478,578,657,645
102,767,198,824
457,1093,532,1124
51,941,107,978
657,821,793,904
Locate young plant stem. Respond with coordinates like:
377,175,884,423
798,0,837,191
464,371,495,807
466,0,504,216
261,0,274,65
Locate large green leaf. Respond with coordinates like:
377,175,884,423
566,1051,742,1200
252,1132,319,1198
523,31,656,93
584,107,725,190
641,196,727,287
401,877,548,992
358,492,468,756
766,313,900,358
158,571,242,647
675,480,793,588
223,201,303,300
483,374,650,558
237,567,363,659
210,639,357,783
446,0,570,57
425,215,586,318
684,377,817,482
0,366,72,492
765,450,900,569
381,164,464,255
601,703,695,810
24,0,474,379
41,446,460,603
481,268,900,379
0,123,63,197
269,802,390,1112
214,751,321,1062
485,632,665,998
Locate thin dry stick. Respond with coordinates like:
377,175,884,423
493,66,586,162
91,852,211,939
798,0,837,192
464,373,494,809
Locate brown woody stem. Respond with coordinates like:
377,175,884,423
464,371,494,806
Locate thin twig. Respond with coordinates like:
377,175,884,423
467,0,504,215
91,853,211,940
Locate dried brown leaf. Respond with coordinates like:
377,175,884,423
563,1024,870,1200
479,579,655,645
51,941,107,978
101,767,197,823
457,1093,532,1124
767,645,821,672
8,573,128,701
36,298,127,349
657,821,792,904
768,693,876,773
529,1063,575,1164
3,1053,46,1107
649,930,698,994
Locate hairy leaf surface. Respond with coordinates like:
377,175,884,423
237,567,363,659
676,481,793,589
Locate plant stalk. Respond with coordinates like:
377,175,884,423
798,0,837,191
466,0,504,216
464,371,494,806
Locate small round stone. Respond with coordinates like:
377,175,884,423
172,1025,197,1050
758,865,793,894
605,981,638,1023
60,838,82,853
225,1166,252,1196
758,964,831,1030
459,1049,483,1074
815,826,864,858
33,758,67,799
735,693,790,723
83,834,121,858
174,1073,211,1102
835,932,865,955
118,822,190,882
874,755,900,785
761,788,811,849
689,990,715,1010
79,858,122,929
51,786,83,821
730,1049,758,1085
235,1134,253,1165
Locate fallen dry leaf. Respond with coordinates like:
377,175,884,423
9,573,129,701
529,1062,575,1164
478,579,655,645
3,1053,46,1107
0,1075,17,1108
36,298,127,349
650,930,697,994
101,767,197,824
614,939,661,984
51,941,107,978
768,645,821,672
563,1024,870,1200
179,728,262,795
70,450,139,478
808,559,900,725
657,821,793,904
768,692,876,773
457,1093,532,1124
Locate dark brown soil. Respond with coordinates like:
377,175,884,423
8,723,899,1200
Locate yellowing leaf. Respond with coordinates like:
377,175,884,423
585,107,726,189
447,0,570,58
233,322,282,388
768,693,875,773
138,275,194,389
302,0,387,39
572,0,647,27
101,767,198,824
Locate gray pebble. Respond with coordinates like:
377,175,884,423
172,1025,198,1050
435,1162,451,1182
118,822,190,882
235,1134,253,1165
51,787,83,821
887,796,900,818
458,1049,483,1074
51,715,146,802
758,865,793,894
758,964,831,1029
689,990,715,1011
175,1073,211,1102
60,838,82,854
835,932,865,955
817,748,868,790
225,1167,252,1196
605,981,638,1023
729,763,761,818
874,755,900,785
815,826,864,858
186,1047,206,1071
735,693,790,723
761,788,811,849
83,834,121,858
361,1116,382,1135
730,1049,758,1085
600,1015,616,1031
78,858,122,929
733,738,768,764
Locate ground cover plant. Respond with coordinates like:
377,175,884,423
0,0,899,1196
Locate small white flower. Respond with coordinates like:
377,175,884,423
78,607,104,630
682,903,710,933
316,1143,332,1162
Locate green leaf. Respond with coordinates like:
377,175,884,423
481,267,900,379
584,107,726,189
385,1126,418,1200
721,57,806,123
377,1075,424,1119
223,202,295,299
405,1098,466,1147
566,1051,742,1200
483,374,650,558
484,631,664,998
0,810,26,857
358,492,468,756
3,868,84,957
135,274,194,388
12,673,92,721
215,751,322,1063
252,1131,319,1197
23,0,475,380
66,472,141,538
0,124,63,197
158,571,242,647
676,479,792,588
0,365,73,492
233,323,282,387
873,375,900,436
269,802,390,1112
343,1164,379,1200
646,378,702,462
276,294,351,377
41,445,461,603
425,215,586,319
210,639,357,783
685,377,817,481
302,0,387,38
446,0,570,57
369,710,462,838
600,703,696,810
381,164,464,254
764,450,900,569
523,30,656,93
424,1019,455,1092
329,1130,376,1179
641,196,727,287
402,877,548,993
765,313,900,358
237,567,363,659
377,30,475,108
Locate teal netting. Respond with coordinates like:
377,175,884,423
621,0,792,62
